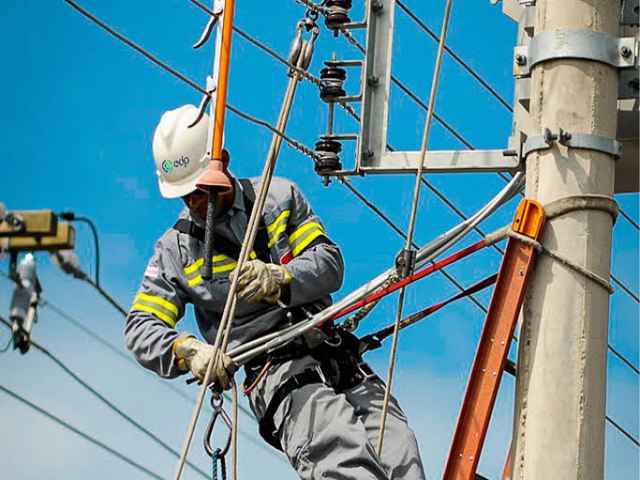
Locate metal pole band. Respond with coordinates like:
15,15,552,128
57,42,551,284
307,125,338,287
522,128,622,160
514,28,637,76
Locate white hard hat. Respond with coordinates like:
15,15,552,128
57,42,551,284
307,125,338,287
152,104,211,198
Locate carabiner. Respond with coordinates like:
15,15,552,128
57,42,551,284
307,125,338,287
203,393,233,458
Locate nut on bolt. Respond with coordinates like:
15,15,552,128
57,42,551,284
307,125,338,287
515,53,527,66
620,46,632,58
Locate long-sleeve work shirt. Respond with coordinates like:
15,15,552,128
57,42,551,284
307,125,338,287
125,176,344,378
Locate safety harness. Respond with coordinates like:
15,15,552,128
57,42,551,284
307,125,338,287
173,179,376,451
250,327,377,451
173,179,272,263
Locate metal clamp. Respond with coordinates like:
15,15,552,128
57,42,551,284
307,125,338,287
522,128,623,160
395,247,417,278
514,29,637,76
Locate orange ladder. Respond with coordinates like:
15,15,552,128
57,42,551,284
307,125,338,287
442,198,546,480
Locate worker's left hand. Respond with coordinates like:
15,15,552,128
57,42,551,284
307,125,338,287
229,259,291,304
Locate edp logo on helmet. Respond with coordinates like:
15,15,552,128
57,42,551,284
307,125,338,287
161,156,191,173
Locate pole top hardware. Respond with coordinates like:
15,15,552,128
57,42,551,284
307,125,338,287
514,29,637,76
522,128,623,160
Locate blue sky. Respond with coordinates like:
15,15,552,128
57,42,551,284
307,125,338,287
0,1,638,479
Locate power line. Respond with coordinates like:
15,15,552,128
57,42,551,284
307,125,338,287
63,0,638,305
0,383,166,480
327,0,640,245
338,177,490,316
0,271,288,462
396,0,512,112
608,343,640,376
184,0,361,123
606,414,640,448
334,180,640,380
60,0,317,162
619,208,640,231
0,314,209,478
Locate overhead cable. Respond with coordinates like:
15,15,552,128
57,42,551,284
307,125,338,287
0,383,166,480
608,343,640,376
60,0,316,161
338,176,489,314
619,209,640,231
396,0,512,112
0,272,287,462
337,181,640,378
606,414,640,448
185,0,360,122
0,314,210,479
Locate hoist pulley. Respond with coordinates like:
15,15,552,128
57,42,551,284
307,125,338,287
314,139,343,173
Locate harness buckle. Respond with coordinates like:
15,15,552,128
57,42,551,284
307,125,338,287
356,360,377,382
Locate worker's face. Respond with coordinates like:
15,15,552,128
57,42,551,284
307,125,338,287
182,181,235,219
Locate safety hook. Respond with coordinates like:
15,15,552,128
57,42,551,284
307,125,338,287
188,76,216,128
192,0,224,49
204,392,233,458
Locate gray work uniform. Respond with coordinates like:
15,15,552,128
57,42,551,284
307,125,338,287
125,176,425,480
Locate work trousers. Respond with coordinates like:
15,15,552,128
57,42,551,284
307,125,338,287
248,354,426,480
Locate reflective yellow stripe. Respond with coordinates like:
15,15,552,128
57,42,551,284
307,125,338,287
292,228,325,257
185,253,251,276
267,210,290,234
135,293,179,316
266,210,291,247
188,275,203,287
132,303,177,328
184,258,204,275
268,224,288,247
213,261,237,274
289,222,324,244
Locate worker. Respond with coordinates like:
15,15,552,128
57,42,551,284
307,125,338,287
125,104,426,480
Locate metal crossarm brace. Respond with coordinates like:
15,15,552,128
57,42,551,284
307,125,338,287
442,198,546,480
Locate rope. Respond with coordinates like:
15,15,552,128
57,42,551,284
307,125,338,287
0,383,166,480
361,274,498,350
376,0,454,454
60,0,317,163
173,38,311,480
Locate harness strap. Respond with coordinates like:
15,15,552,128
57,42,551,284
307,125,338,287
258,368,326,451
173,179,272,263
238,179,272,264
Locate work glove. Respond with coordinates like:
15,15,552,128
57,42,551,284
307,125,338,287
229,259,291,304
173,337,237,390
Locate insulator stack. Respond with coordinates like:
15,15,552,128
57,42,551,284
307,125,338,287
319,66,347,102
314,139,343,173
324,0,353,29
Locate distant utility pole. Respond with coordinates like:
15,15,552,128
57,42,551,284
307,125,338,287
513,0,622,479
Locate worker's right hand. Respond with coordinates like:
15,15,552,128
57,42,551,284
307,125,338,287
172,337,237,390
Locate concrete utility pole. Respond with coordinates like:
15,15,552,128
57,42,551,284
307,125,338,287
512,1,621,479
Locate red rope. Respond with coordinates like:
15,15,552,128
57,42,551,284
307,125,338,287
318,239,488,327
372,273,498,342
